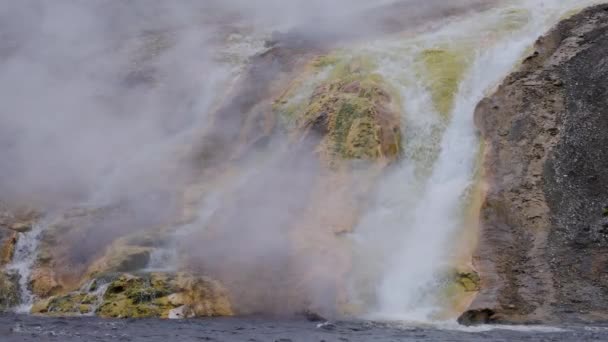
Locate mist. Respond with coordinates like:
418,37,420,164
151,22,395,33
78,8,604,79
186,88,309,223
0,0,499,316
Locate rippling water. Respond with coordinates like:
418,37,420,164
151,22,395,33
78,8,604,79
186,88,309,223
2,314,608,342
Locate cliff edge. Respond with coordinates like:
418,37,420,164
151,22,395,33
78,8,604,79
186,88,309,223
464,4,608,324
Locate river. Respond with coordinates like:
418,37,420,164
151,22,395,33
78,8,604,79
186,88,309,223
2,314,608,342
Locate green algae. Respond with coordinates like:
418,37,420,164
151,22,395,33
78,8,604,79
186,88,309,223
417,48,469,118
32,293,94,316
436,269,481,313
93,273,232,319
0,272,19,311
455,271,481,292
274,54,402,163
97,274,175,318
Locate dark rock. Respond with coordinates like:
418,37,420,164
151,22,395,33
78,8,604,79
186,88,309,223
457,309,496,326
469,4,608,324
300,310,326,322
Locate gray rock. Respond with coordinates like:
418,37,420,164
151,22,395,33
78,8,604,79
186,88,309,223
469,4,608,324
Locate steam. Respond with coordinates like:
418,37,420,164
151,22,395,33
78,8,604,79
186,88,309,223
0,0,533,318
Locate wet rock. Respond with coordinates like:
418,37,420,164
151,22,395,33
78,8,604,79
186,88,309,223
316,322,337,331
31,272,232,319
455,271,481,292
274,55,402,164
0,231,18,266
31,292,94,316
0,272,20,311
97,273,175,318
470,4,608,323
168,305,187,319
300,310,326,322
96,272,232,319
457,308,496,326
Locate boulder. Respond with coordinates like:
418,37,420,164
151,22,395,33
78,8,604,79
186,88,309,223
457,308,496,326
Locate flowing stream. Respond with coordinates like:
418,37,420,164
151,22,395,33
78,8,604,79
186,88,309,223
5,223,44,313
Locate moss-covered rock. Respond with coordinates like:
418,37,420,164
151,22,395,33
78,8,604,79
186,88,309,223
97,273,170,318
31,272,232,319
434,268,482,318
172,273,233,317
31,293,93,315
276,56,402,163
0,272,20,311
97,272,232,319
455,271,481,292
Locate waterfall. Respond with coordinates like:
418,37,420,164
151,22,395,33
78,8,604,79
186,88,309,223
5,223,44,313
349,0,604,322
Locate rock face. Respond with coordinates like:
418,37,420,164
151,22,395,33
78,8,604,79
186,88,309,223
31,272,233,319
466,5,608,324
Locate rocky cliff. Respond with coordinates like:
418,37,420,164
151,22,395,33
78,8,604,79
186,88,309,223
464,4,608,324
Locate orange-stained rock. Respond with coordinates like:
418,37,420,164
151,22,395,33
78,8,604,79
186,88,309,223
30,267,62,298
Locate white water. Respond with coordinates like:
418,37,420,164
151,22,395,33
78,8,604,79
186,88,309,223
5,223,44,313
349,0,605,322
85,283,110,316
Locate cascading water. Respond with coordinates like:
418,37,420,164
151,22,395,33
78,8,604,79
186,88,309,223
348,0,605,322
5,223,44,313
78,280,111,317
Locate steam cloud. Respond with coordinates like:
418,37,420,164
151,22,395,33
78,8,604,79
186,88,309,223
0,0,493,316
